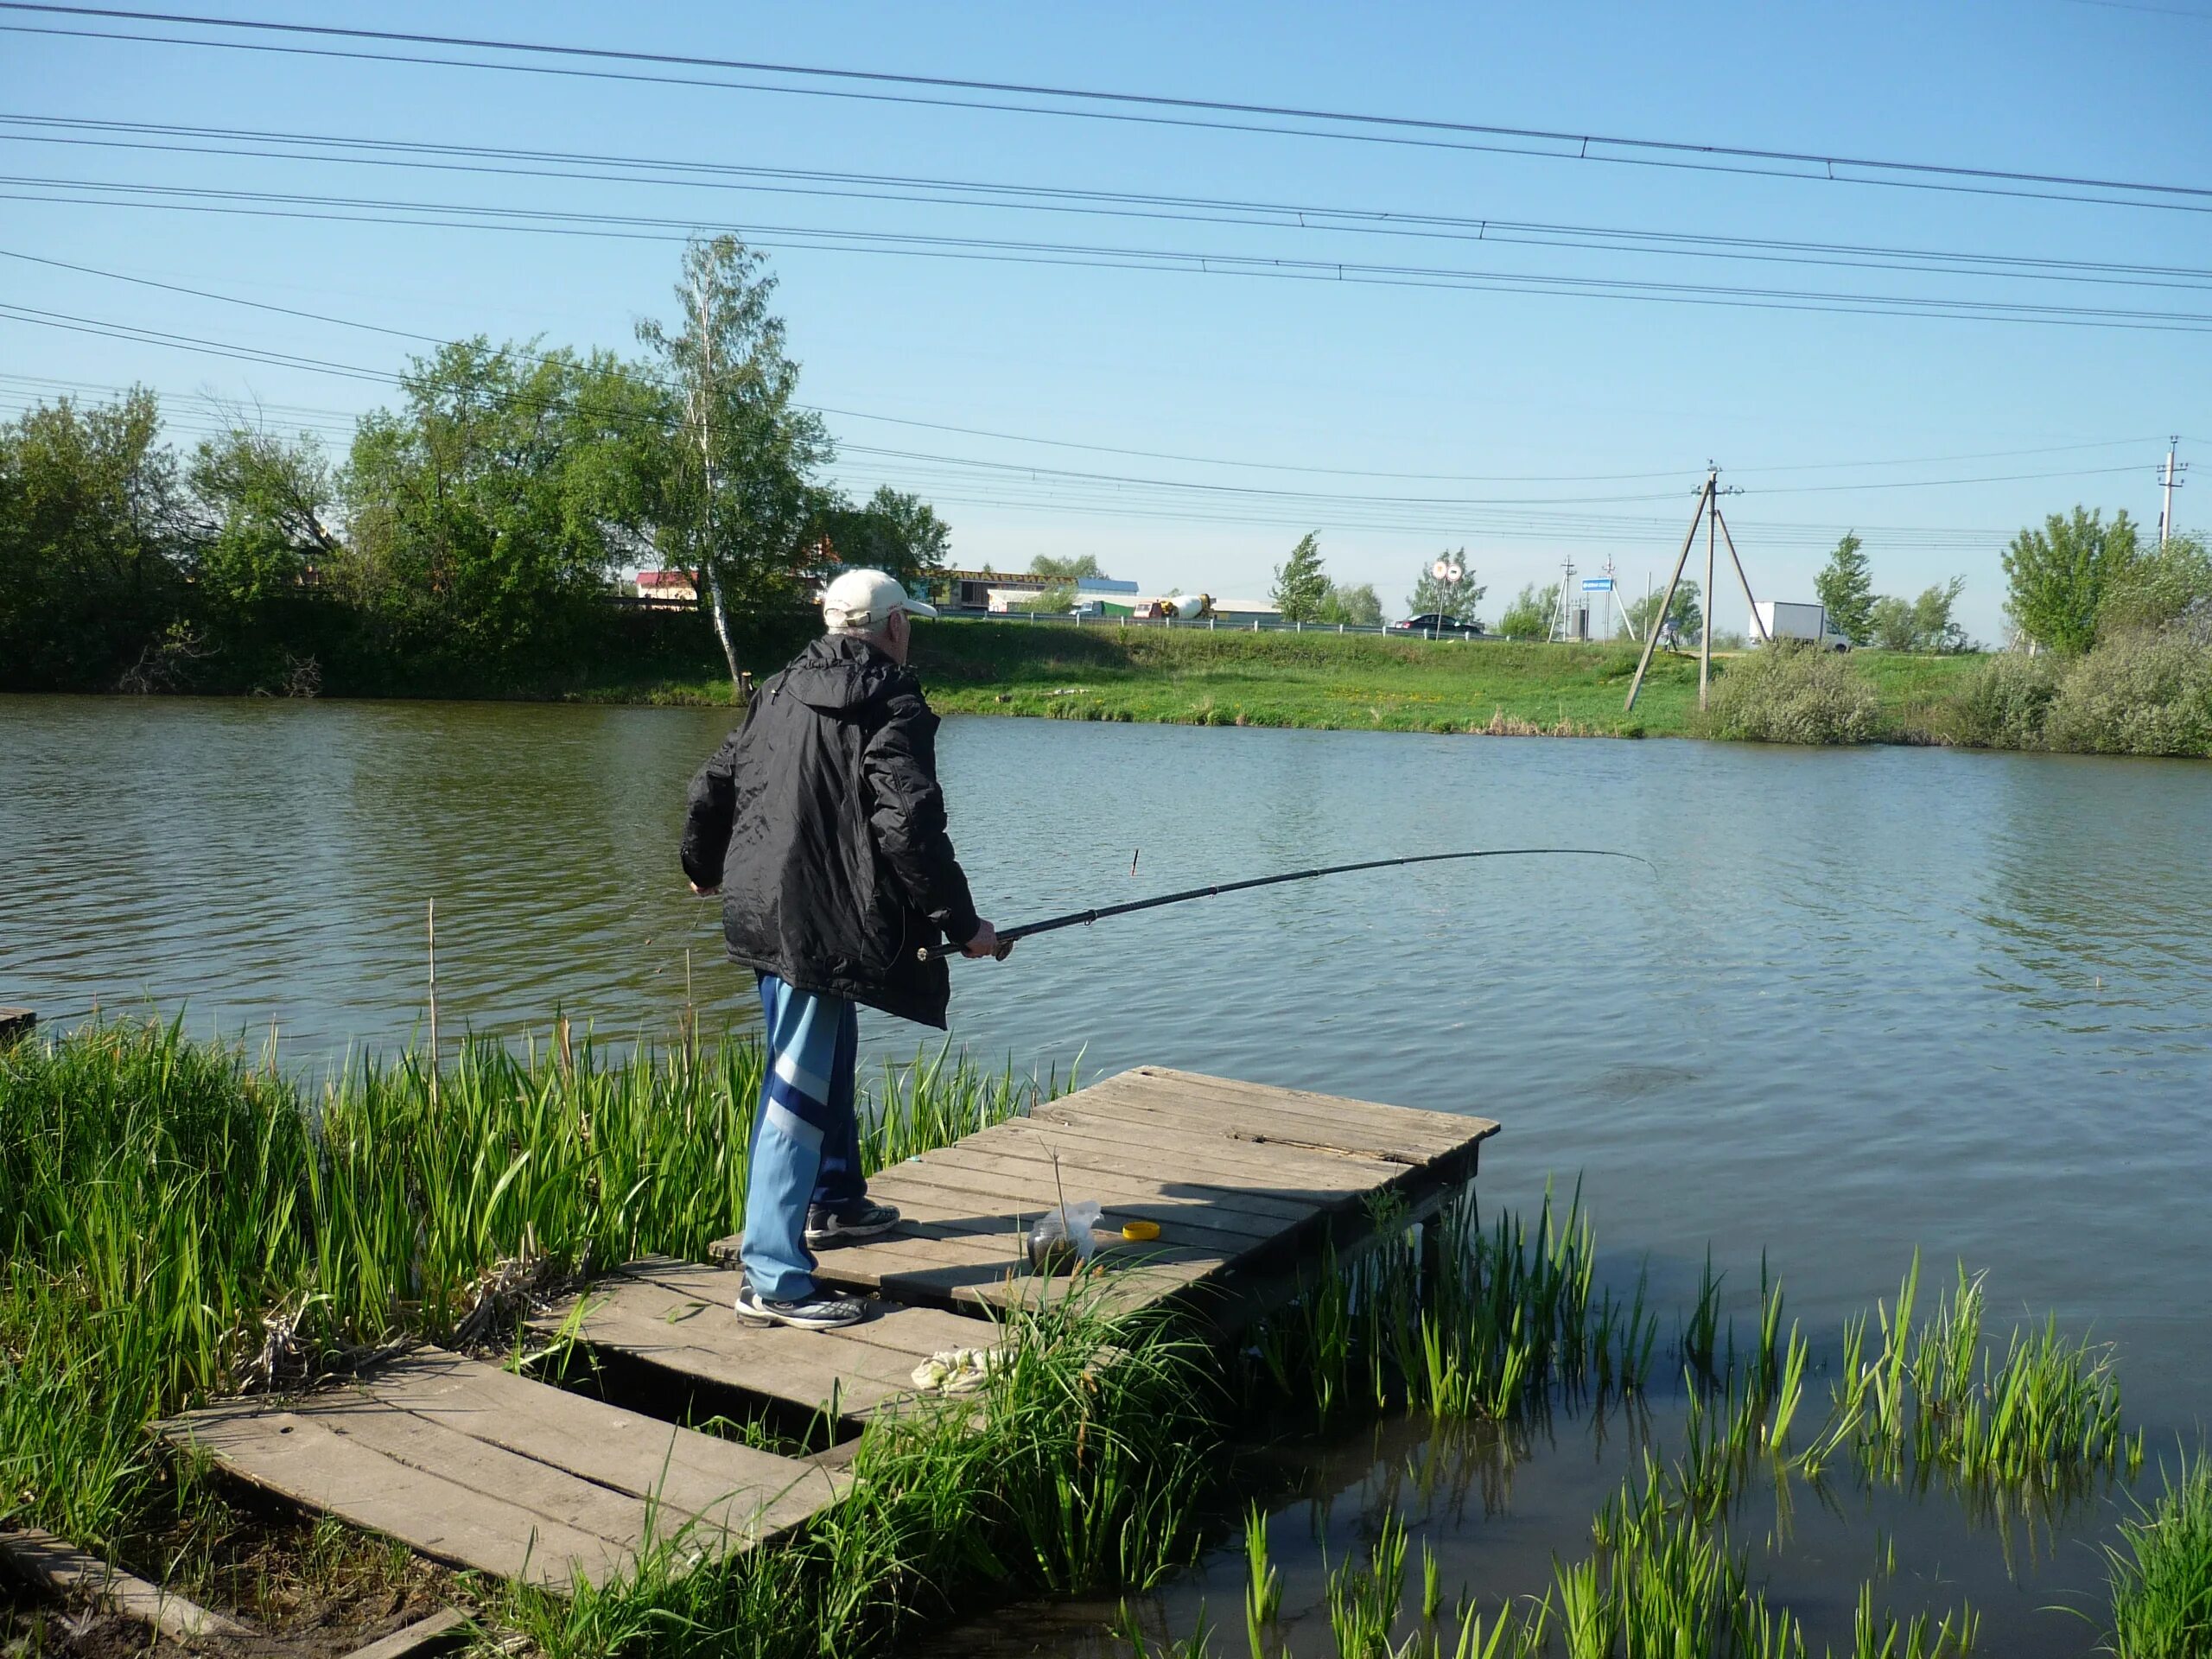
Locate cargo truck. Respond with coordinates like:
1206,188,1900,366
1751,601,1853,652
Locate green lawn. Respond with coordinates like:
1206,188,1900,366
579,621,1982,741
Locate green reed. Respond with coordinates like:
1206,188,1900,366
0,1016,1034,1552
2103,1448,2212,1659
508,1281,1217,1659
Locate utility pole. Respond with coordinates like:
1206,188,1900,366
2159,436,2187,547
1624,464,1768,712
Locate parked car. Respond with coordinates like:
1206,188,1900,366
1390,613,1484,636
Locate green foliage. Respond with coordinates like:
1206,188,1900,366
1271,531,1331,623
1625,578,1702,644
638,235,836,681
1316,580,1382,626
1815,531,1875,645
1497,582,1558,639
2098,531,2212,641
1702,644,1879,745
1941,652,2061,749
810,486,951,589
2003,505,2139,655
2104,1450,2212,1659
1869,578,1967,653
2042,628,2212,756
0,388,187,690
1030,551,1104,580
184,419,340,607
340,339,671,664
1407,550,1486,623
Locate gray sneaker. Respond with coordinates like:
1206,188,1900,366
734,1282,868,1330
804,1199,901,1247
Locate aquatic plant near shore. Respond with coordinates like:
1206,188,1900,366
2102,1449,2212,1659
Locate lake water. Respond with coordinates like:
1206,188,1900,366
3,695,2209,1652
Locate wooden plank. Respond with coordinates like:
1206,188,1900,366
1011,1109,1401,1191
866,1160,1291,1249
1124,1065,1495,1142
0,1007,33,1047
337,1608,472,1659
165,1403,643,1587
927,1124,1337,1222
532,1261,1000,1421
0,1525,253,1643
358,1351,838,1532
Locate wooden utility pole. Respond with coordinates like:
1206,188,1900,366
1624,466,1770,713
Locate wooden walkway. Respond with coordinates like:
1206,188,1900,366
159,1067,1497,1592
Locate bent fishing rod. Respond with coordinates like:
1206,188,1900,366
921,848,1655,961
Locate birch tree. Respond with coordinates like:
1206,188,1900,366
639,237,830,691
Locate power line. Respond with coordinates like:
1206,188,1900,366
4,3,2209,215
16,175,2212,334
10,115,2212,296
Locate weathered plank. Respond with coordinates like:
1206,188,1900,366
162,1353,843,1587
0,1007,34,1047
0,1525,252,1643
705,1066,1498,1322
337,1608,473,1659
531,1258,1000,1423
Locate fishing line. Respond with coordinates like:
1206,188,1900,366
921,848,1655,960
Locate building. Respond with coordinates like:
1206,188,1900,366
634,569,698,606
931,569,1139,611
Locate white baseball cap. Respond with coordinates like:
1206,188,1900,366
820,568,937,632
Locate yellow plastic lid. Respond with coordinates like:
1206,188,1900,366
1121,1220,1161,1242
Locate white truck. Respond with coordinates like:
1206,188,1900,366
1751,601,1853,652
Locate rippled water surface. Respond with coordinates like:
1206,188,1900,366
4,694,2209,1652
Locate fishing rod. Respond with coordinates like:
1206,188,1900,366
921,848,1655,961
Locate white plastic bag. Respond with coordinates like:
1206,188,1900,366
1025,1200,1105,1273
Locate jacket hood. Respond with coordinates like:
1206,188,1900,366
778,633,912,714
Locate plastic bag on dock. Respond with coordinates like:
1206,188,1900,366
1025,1201,1105,1274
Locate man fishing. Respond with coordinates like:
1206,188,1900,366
680,569,1009,1332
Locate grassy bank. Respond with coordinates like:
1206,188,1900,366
4,1020,2201,1656
600,623,1986,742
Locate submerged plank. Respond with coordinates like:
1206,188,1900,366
0,1525,252,1643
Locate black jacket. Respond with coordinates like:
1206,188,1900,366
680,634,982,1028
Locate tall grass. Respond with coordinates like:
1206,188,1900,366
0,1017,1033,1551
508,1283,1218,1659
2103,1450,2212,1659
1699,645,1880,747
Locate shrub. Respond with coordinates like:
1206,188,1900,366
1700,645,1878,745
1942,652,2060,749
2044,631,2212,757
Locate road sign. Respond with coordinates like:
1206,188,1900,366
1581,577,1614,592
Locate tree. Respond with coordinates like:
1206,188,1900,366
0,388,186,688
1030,552,1103,580
340,338,670,660
1406,550,1485,623
2095,531,2212,640
639,235,831,690
1317,581,1382,626
1624,580,1701,644
804,486,950,590
1497,582,1557,639
1814,531,1874,645
1867,578,1968,652
1271,531,1330,623
186,417,340,607
2002,506,2138,655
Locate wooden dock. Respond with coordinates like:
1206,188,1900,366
158,1067,1497,1592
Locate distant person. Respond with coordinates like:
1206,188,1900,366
680,569,1009,1331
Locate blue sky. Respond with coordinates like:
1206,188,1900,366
2,0,2207,638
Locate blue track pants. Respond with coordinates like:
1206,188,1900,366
741,973,863,1302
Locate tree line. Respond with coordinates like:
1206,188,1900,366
0,236,948,696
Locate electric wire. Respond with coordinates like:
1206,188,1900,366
4,4,2209,215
